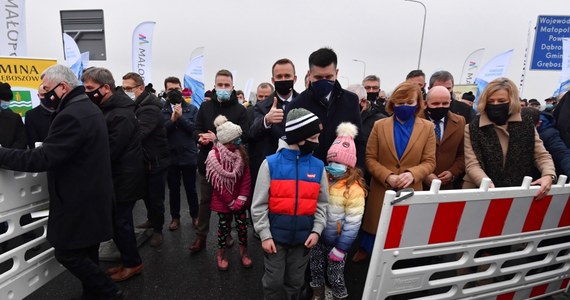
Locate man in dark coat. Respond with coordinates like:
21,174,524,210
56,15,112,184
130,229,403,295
83,67,146,282
0,65,122,299
122,72,170,248
24,84,54,148
249,59,298,191
0,82,27,149
285,48,363,167
161,82,199,231
554,91,570,148
189,69,249,253
429,70,475,124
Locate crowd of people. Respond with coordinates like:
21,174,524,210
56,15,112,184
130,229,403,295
0,46,569,300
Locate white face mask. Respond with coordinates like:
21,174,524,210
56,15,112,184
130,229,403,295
125,91,136,100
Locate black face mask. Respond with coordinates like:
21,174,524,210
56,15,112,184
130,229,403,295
44,82,63,109
298,140,319,155
274,80,294,96
86,85,106,106
426,107,449,122
167,90,184,105
367,92,379,102
485,103,510,125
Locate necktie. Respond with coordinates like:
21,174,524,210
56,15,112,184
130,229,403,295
434,120,441,141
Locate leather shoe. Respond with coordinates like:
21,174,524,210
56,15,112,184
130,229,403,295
110,263,144,282
149,232,163,247
105,265,123,275
168,218,180,231
136,220,153,229
189,236,206,253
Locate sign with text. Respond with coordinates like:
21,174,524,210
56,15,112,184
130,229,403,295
531,15,570,70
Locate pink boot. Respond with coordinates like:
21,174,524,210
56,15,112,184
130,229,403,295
239,245,252,268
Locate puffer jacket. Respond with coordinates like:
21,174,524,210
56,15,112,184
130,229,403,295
322,178,365,252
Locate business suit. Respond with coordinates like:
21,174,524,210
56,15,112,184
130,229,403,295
422,111,465,190
363,116,436,235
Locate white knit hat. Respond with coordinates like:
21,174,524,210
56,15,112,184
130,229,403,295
214,115,242,144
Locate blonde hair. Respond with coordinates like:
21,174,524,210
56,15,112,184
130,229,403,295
339,166,368,199
477,77,521,115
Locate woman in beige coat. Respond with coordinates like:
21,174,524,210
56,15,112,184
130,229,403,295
463,77,556,199
353,82,436,262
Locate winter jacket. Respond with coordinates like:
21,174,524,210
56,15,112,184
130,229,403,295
24,105,52,148
538,112,570,179
554,91,570,148
208,145,251,214
0,108,27,149
322,178,365,252
251,141,328,246
463,113,555,188
134,90,170,173
162,101,199,166
99,89,146,203
0,86,114,249
286,81,363,168
193,90,249,176
360,106,386,185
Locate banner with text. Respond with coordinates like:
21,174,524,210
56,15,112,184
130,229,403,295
132,21,155,85
460,48,485,84
554,38,570,97
63,33,83,79
473,49,514,109
531,15,570,70
184,47,205,108
0,0,27,56
0,56,56,116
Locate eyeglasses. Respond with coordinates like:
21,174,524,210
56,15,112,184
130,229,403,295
122,84,141,92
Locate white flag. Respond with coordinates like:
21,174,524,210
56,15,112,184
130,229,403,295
63,33,82,79
0,0,27,56
460,48,485,84
132,21,156,85
184,47,205,108
554,38,570,97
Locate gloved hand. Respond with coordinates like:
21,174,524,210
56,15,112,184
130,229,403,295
229,196,247,211
328,247,346,262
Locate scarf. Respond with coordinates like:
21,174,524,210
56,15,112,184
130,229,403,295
205,142,244,194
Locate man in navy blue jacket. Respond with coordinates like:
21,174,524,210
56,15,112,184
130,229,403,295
285,48,363,167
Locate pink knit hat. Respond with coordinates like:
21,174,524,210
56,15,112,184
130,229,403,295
327,122,358,167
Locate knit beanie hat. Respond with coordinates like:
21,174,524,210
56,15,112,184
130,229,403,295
327,122,358,167
285,108,321,145
182,88,192,97
214,115,242,144
0,82,13,101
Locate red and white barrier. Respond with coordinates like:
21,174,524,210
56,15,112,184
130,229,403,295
363,176,570,300
0,170,64,300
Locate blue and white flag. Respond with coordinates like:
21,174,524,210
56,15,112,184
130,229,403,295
473,49,514,108
63,33,83,79
554,38,570,97
184,47,205,108
132,21,156,85
0,0,27,56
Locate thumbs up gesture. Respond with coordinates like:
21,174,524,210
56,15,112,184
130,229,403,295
264,97,284,125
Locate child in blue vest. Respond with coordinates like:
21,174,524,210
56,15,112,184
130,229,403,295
252,108,329,300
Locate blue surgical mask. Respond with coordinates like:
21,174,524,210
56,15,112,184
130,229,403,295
325,162,347,178
216,89,232,102
393,105,416,122
545,103,554,110
311,79,335,99
233,137,242,146
0,100,10,110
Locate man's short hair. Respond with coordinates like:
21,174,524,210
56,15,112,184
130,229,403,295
308,47,337,68
122,72,144,86
257,82,274,92
429,70,454,88
164,76,181,89
236,90,244,96
406,69,425,80
215,69,233,80
272,58,296,75
362,75,380,84
41,64,81,89
81,67,116,90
